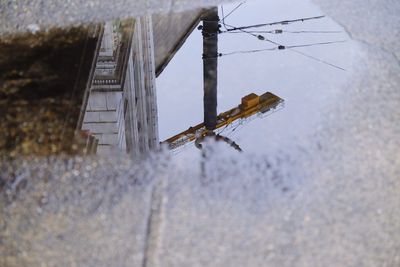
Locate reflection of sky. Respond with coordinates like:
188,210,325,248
156,0,357,157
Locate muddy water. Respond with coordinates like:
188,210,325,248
0,26,101,156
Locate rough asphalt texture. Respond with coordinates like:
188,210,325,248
0,0,233,36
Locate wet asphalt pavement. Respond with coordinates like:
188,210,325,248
0,0,231,36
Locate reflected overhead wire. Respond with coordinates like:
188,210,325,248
217,9,345,71
224,21,281,45
218,41,347,71
290,49,346,71
283,30,342,34
223,29,342,34
221,1,246,21
220,47,278,57
225,15,325,32
286,40,347,49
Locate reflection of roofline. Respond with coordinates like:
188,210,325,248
155,11,204,77
76,24,105,131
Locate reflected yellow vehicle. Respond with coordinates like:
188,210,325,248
162,92,284,150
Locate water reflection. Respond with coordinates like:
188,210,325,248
0,11,209,157
0,7,287,157
1,0,399,267
0,26,102,156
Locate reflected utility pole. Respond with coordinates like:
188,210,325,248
200,7,219,179
202,8,219,131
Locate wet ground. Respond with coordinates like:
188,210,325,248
0,0,227,36
0,0,399,266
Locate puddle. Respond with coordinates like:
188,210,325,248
0,0,399,266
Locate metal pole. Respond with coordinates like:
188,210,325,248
202,7,219,131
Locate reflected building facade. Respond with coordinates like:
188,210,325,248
0,9,204,157
79,11,203,156
80,18,158,156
